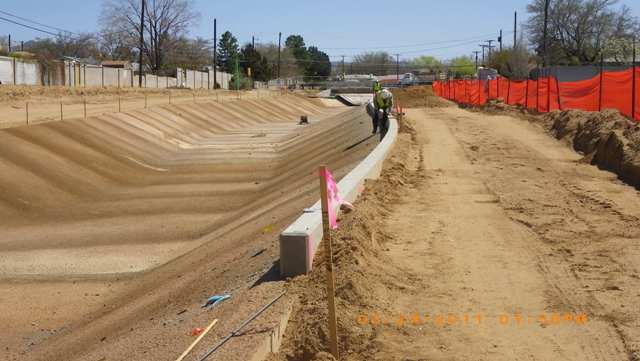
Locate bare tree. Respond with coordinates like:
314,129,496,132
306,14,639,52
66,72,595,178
351,51,394,75
165,36,212,72
256,44,304,78
100,0,199,74
526,0,639,65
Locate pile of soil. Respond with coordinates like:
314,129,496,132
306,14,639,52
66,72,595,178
267,117,423,361
475,100,640,190
390,85,449,108
547,109,640,188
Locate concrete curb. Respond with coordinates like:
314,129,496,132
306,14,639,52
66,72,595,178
279,116,398,277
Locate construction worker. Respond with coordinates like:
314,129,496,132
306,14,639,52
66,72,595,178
367,80,385,134
374,88,393,140
372,80,382,93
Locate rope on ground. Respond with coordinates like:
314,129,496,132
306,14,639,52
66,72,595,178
197,290,287,361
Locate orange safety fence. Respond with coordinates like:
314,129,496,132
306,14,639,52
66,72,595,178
432,66,640,121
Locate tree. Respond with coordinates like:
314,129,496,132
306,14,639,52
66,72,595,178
285,34,310,69
487,35,533,79
166,36,212,72
99,0,199,74
410,55,443,73
0,35,8,56
448,56,475,77
351,51,394,75
25,33,101,63
305,46,331,81
99,30,136,60
256,44,304,78
217,31,239,73
525,0,640,65
241,44,272,82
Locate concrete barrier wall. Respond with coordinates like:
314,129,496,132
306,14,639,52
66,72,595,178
0,56,41,85
0,57,233,90
84,66,103,87
279,115,399,277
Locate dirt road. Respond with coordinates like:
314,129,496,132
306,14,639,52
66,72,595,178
273,105,640,361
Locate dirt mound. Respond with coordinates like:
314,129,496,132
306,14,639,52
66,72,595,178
547,109,640,188
268,116,423,361
390,85,449,108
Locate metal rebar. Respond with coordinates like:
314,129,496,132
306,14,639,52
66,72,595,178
197,291,286,361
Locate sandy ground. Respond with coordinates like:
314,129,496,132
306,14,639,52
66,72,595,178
271,105,640,361
0,94,378,361
0,88,278,129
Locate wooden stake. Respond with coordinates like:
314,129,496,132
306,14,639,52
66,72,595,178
174,319,218,361
83,98,87,120
318,165,339,359
26,102,29,124
60,101,63,121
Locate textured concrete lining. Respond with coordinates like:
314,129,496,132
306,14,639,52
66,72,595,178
279,116,398,277
335,94,373,106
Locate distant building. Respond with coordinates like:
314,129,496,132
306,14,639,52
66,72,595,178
101,60,132,69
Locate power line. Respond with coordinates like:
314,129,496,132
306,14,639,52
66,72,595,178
0,16,60,37
0,9,77,35
320,32,509,50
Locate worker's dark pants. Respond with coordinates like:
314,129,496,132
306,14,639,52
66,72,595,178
372,109,380,133
379,109,389,141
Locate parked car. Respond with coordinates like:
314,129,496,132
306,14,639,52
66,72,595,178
400,73,417,87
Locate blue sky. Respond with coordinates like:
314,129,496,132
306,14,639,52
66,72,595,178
1,0,639,61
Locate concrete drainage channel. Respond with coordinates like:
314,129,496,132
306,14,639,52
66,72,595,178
244,116,398,360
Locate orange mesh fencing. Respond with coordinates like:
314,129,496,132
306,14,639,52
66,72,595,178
432,66,639,121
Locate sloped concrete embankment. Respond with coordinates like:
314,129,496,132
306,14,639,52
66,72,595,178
279,115,398,277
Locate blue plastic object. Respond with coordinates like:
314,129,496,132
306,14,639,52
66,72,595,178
202,294,231,308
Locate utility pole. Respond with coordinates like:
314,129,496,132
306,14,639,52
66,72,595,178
395,53,400,81
341,55,345,76
8,34,11,53
138,0,145,87
499,30,503,51
479,44,489,66
543,0,550,67
20,40,23,52
514,11,518,47
252,36,255,48
213,18,217,89
235,55,240,91
277,32,281,80
473,51,481,70
486,40,495,59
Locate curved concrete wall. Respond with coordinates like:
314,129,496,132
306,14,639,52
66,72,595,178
279,116,398,277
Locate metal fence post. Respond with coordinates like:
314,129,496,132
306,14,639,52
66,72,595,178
599,54,604,112
632,39,636,120
555,66,562,111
